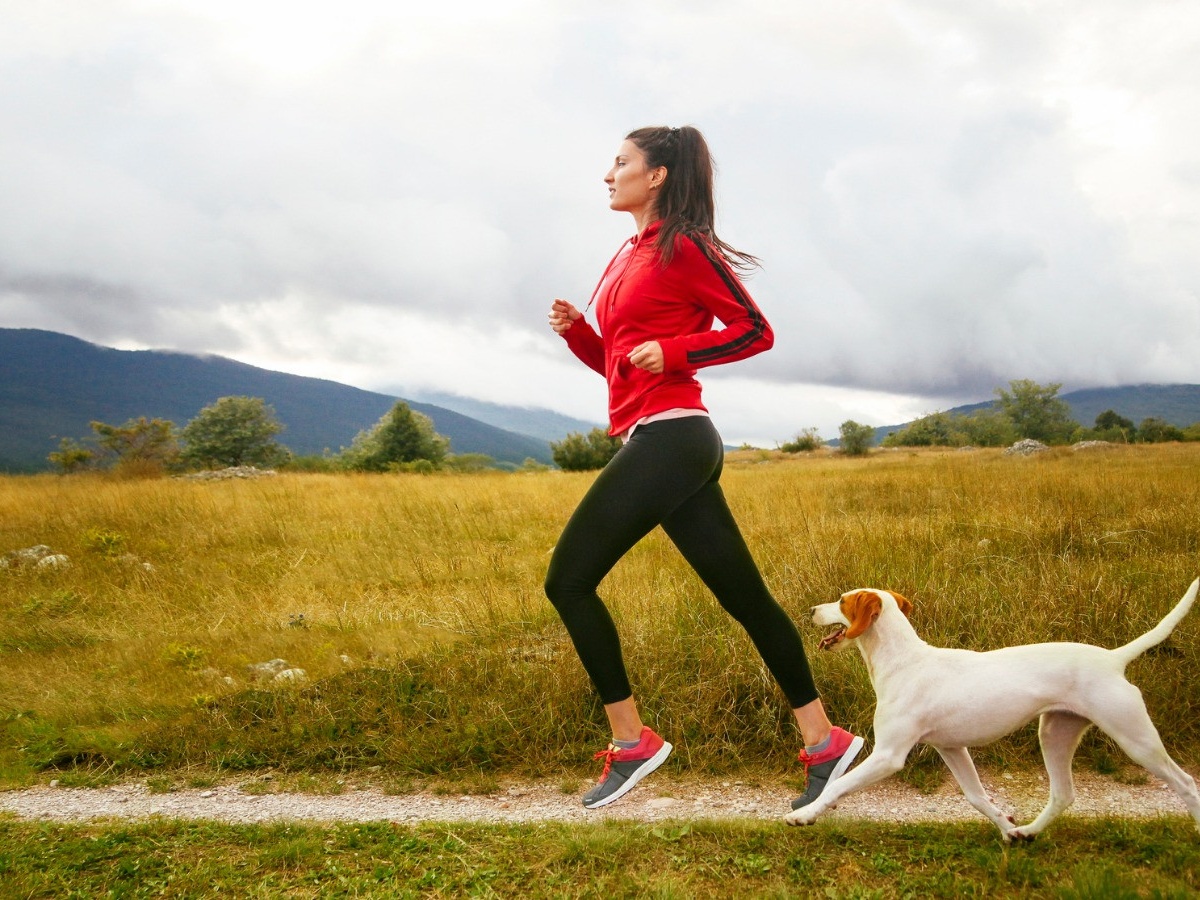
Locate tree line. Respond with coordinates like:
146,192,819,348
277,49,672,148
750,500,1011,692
775,380,1200,457
51,394,615,476
880,380,1200,449
48,397,474,476
556,378,1200,471
796,380,1200,455
50,379,1200,477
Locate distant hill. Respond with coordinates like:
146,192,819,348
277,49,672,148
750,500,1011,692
871,384,1200,444
0,329,554,472
403,389,603,442
1056,384,1200,428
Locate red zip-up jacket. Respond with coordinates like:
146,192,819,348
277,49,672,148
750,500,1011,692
562,222,774,436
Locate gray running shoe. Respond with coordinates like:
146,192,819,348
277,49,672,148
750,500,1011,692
790,727,865,810
582,726,673,809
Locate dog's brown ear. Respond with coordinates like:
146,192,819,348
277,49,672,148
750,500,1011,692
889,591,913,618
843,591,883,639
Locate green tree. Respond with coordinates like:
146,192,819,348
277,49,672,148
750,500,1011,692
340,401,449,472
1136,417,1185,443
1095,409,1134,432
551,428,621,471
882,412,958,447
994,380,1078,444
956,409,1017,447
92,417,180,467
50,417,180,475
1090,409,1135,443
48,437,96,473
838,420,875,456
181,397,287,469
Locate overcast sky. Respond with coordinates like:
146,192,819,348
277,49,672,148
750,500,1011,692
2,1,1198,445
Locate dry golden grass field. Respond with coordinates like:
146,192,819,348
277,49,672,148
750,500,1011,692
1,443,1198,786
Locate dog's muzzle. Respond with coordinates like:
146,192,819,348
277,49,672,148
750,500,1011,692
818,624,847,650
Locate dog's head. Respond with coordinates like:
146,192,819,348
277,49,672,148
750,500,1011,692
812,589,912,650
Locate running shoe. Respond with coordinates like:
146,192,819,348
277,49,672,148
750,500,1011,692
790,726,865,810
582,726,673,809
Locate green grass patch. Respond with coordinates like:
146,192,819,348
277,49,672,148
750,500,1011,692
0,816,1196,898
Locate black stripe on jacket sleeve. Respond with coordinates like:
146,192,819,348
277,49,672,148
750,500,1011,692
684,234,767,365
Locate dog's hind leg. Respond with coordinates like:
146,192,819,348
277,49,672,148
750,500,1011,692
934,746,1017,838
1009,711,1092,840
1089,684,1200,832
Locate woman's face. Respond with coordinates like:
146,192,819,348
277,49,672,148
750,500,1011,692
605,139,665,217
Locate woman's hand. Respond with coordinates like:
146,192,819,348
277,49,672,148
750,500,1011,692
549,299,582,334
627,341,664,374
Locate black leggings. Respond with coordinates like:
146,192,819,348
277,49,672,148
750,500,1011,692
544,415,819,708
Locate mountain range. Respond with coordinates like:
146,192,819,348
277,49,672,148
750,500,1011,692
0,328,598,473
2,328,1198,473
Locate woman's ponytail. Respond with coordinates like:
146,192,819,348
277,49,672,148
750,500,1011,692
626,125,758,272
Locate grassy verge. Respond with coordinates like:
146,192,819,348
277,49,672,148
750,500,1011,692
1,815,1197,898
1,445,1198,786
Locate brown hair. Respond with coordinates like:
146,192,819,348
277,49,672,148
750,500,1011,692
626,125,759,272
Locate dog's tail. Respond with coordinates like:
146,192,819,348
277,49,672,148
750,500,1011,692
1112,577,1199,666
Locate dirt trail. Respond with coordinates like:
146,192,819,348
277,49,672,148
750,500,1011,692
1,770,1191,828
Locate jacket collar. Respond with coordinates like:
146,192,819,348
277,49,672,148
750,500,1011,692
632,220,663,245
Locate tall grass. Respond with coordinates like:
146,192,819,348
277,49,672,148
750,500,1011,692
1,444,1197,785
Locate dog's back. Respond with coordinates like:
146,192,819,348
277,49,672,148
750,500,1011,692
897,642,1133,747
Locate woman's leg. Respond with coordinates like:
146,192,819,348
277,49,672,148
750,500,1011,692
657,425,833,744
544,418,722,736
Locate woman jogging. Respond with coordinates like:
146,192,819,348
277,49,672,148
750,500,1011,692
545,125,863,811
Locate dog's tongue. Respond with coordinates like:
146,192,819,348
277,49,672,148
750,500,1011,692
819,625,846,650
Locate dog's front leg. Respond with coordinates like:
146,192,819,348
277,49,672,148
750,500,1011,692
935,745,1019,839
784,745,908,826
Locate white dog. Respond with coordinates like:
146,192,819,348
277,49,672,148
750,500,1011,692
785,579,1200,840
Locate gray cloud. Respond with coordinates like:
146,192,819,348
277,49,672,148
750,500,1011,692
1,1,1197,440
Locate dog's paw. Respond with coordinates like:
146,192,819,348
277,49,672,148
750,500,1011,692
784,810,817,827
1005,827,1036,843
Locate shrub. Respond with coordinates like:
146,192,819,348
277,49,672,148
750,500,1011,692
551,428,620,471
838,420,876,456
882,413,957,448
48,438,96,473
50,418,180,475
82,528,125,558
780,428,823,453
1137,417,1185,443
444,453,497,473
994,379,1078,444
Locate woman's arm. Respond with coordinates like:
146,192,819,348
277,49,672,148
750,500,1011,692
549,298,606,375
656,236,774,373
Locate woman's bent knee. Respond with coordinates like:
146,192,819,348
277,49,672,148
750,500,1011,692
544,569,586,613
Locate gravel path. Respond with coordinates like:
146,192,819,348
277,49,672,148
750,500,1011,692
1,770,1192,827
